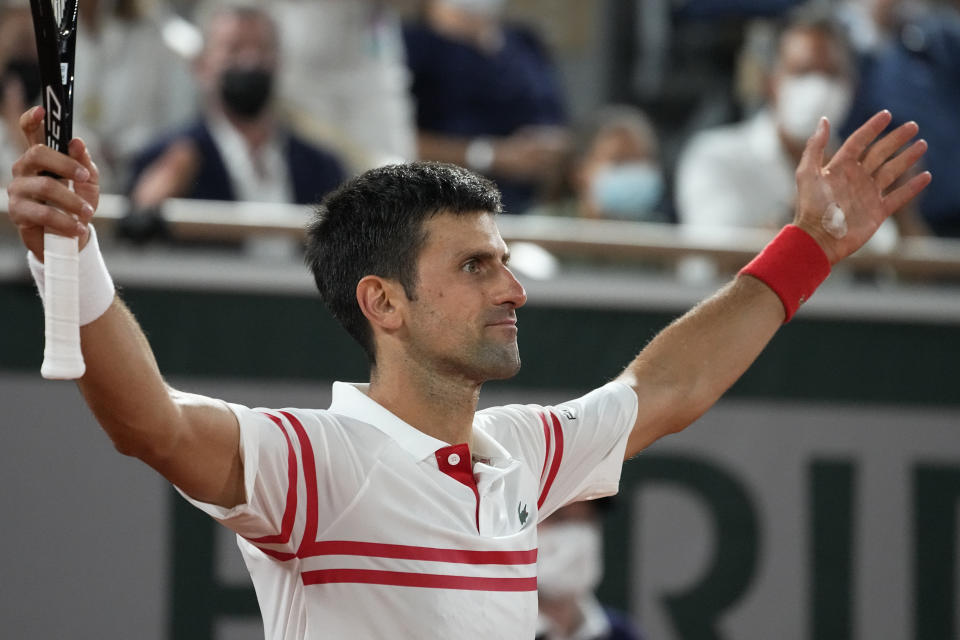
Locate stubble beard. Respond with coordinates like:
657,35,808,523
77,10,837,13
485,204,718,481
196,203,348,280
428,335,522,384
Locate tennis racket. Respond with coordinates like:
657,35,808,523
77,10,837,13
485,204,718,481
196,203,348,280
30,0,84,379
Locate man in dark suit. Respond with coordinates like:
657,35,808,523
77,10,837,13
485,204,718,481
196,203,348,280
127,5,345,213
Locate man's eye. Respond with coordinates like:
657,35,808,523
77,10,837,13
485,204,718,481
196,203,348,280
462,260,479,273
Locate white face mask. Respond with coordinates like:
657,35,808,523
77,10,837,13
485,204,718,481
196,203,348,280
536,521,603,599
776,73,853,141
441,0,506,17
589,162,664,221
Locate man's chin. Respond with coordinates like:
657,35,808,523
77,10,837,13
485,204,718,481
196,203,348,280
484,358,522,381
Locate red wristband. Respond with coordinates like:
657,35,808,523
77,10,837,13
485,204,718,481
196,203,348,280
739,225,831,322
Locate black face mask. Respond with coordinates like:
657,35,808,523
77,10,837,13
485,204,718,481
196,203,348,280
219,67,274,119
2,58,42,106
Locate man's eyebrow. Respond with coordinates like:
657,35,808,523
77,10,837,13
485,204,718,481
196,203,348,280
457,248,511,264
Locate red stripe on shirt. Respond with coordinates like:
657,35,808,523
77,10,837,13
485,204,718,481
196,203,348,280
276,411,321,559
301,569,537,592
300,540,537,564
539,412,551,483
245,412,298,546
253,546,297,561
537,411,564,509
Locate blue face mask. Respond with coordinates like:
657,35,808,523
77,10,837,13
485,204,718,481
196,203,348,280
589,162,664,221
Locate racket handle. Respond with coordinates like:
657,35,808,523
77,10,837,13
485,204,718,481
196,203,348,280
41,230,85,379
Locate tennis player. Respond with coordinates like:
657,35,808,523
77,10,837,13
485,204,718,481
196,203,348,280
6,106,929,638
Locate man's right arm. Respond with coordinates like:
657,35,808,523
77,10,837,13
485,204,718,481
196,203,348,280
7,107,245,509
78,299,245,508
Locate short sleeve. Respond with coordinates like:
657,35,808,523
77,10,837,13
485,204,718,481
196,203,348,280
175,404,306,558
480,381,638,521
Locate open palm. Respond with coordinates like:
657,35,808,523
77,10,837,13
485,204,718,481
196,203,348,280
793,111,931,264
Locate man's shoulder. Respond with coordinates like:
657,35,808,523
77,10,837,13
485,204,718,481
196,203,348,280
283,130,347,197
237,405,393,455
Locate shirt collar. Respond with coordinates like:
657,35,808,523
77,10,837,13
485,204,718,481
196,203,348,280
329,381,452,461
328,382,515,465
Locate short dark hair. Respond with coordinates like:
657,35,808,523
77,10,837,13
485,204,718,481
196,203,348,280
772,6,853,76
305,162,502,364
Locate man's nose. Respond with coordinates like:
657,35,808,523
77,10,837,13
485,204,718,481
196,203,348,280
499,265,527,308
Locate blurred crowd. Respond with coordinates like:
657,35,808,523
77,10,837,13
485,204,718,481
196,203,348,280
2,0,959,249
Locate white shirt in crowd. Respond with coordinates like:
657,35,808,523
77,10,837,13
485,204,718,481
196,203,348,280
676,108,795,231
207,114,293,204
179,380,637,639
675,107,899,261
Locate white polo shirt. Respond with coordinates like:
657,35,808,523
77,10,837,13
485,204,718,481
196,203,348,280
179,380,638,639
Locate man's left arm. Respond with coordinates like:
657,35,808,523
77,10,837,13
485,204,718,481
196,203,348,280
617,111,931,458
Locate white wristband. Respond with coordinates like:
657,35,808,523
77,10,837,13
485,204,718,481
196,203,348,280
27,226,116,326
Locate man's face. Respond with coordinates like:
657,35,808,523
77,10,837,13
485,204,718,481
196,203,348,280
400,212,527,384
775,27,849,81
771,27,854,141
197,13,278,90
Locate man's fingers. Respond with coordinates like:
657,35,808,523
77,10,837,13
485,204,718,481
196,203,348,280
796,117,830,180
68,138,100,185
10,198,87,237
18,106,46,146
874,138,927,193
833,110,893,164
861,121,920,174
11,143,92,183
9,175,95,221
883,171,932,216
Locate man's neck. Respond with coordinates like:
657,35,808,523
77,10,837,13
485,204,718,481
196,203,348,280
213,106,274,153
368,363,481,447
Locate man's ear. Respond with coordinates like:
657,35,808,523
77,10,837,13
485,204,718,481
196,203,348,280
356,275,406,331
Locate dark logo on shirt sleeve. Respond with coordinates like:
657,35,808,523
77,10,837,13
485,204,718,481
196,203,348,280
558,406,577,420
518,502,529,526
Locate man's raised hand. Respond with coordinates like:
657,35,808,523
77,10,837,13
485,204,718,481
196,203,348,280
793,110,931,264
6,106,99,260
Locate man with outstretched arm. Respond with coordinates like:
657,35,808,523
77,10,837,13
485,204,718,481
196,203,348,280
6,105,929,638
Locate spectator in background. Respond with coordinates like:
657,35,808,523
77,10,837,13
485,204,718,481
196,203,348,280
403,0,569,214
76,0,196,193
676,8,858,232
528,105,667,223
0,5,37,188
841,0,960,237
127,3,345,215
536,500,644,640
269,0,417,171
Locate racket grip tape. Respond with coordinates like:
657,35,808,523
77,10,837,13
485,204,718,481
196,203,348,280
41,231,85,379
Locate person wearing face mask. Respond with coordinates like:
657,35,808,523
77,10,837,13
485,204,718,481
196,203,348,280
126,3,346,233
536,500,644,640
676,8,857,232
403,0,569,214
529,105,667,223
